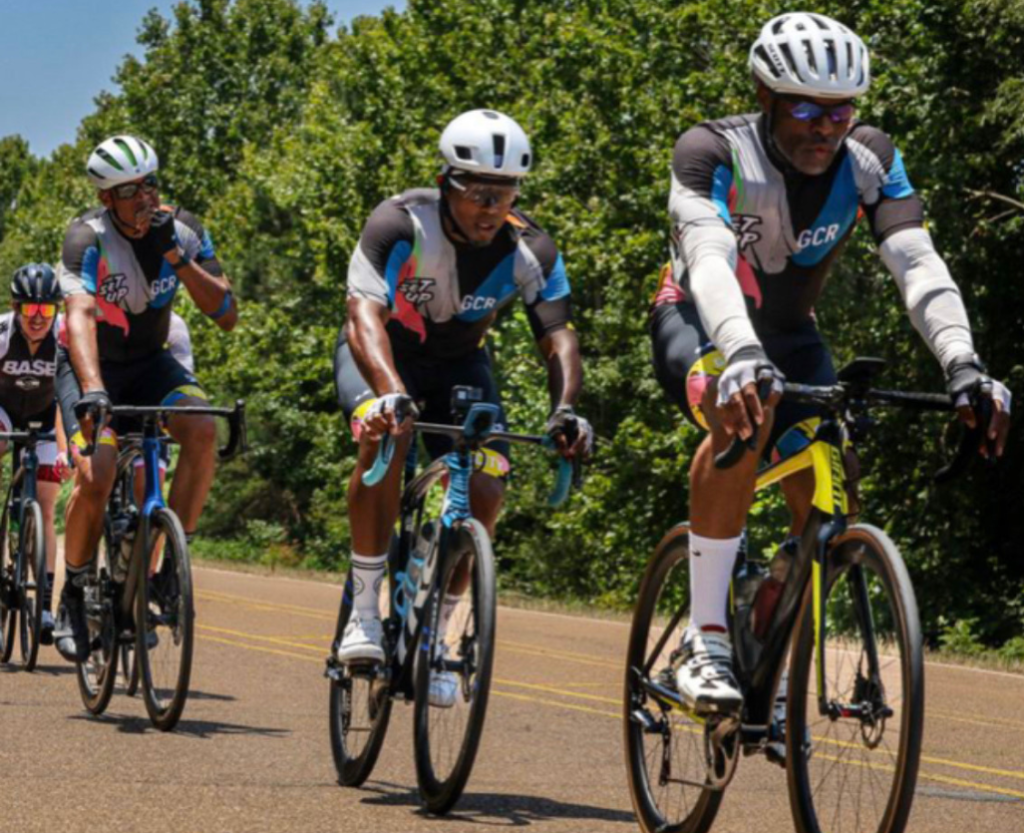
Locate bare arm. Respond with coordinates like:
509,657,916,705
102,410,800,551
65,293,105,393
345,296,405,396
538,327,583,410
165,252,238,332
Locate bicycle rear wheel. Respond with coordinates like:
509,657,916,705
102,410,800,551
76,533,119,715
413,518,496,815
624,524,723,833
787,524,924,833
0,509,16,664
17,502,45,670
136,508,194,731
329,567,393,786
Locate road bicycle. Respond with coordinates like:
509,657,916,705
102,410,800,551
624,357,986,833
74,401,246,730
327,386,580,814
0,424,56,672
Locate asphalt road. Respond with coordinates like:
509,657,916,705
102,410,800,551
1,565,1022,833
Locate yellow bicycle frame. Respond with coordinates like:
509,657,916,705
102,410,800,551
752,418,849,699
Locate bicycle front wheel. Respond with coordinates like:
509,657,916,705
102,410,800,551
329,567,393,786
787,524,924,833
136,508,194,731
413,518,496,815
623,524,723,833
17,502,45,670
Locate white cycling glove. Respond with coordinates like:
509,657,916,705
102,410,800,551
716,347,785,408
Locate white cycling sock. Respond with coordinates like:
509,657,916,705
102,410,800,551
688,533,741,634
350,552,387,618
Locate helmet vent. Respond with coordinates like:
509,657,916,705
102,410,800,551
778,43,799,77
454,145,474,161
97,149,124,171
482,110,500,120
754,45,781,78
492,134,506,168
86,166,106,182
521,153,530,168
114,138,138,167
810,14,830,30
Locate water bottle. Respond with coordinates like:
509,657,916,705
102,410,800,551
752,536,798,639
732,558,768,673
113,509,138,584
403,521,435,600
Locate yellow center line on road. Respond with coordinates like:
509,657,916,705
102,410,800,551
929,708,1024,733
197,628,1024,795
493,678,620,706
812,751,1024,802
197,588,1024,785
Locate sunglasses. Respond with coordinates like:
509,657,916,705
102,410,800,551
781,98,856,125
451,178,519,209
20,303,57,319
111,174,159,200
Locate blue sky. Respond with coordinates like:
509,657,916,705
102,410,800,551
0,1,404,157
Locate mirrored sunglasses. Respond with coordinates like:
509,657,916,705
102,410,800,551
783,98,856,124
452,179,519,208
112,174,159,200
20,303,57,319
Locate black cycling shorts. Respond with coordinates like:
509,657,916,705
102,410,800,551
56,347,207,448
650,302,837,462
334,331,511,474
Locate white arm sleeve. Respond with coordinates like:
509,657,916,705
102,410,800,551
671,177,761,361
879,227,974,370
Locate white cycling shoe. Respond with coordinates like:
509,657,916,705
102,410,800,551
336,613,385,664
674,629,743,715
428,643,459,709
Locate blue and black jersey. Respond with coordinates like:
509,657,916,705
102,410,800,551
347,189,572,360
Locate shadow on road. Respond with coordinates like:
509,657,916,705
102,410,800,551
2,663,76,677
358,781,636,826
68,712,291,740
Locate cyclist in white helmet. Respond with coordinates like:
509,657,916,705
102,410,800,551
650,12,1010,732
334,109,592,704
52,135,238,662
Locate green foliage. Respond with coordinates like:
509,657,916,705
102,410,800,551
1,0,1021,647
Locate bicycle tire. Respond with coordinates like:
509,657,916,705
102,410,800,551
623,524,723,833
136,507,194,731
329,569,394,786
413,518,496,815
17,501,45,670
786,524,924,833
75,530,119,715
0,507,16,664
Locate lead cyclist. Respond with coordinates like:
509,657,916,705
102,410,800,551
649,12,1011,727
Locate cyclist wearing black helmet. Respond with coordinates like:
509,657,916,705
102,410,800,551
2,264,64,645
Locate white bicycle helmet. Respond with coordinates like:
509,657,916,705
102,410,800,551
750,13,870,100
86,135,159,188
439,110,532,179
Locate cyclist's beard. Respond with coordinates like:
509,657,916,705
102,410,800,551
440,193,491,250
110,201,155,237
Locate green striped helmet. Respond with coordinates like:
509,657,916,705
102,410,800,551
86,135,159,188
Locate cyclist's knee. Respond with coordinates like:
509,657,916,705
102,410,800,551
169,408,217,452
73,449,117,501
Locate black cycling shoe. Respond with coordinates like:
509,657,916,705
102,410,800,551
54,592,90,663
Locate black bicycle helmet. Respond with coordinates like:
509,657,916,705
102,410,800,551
11,263,62,303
